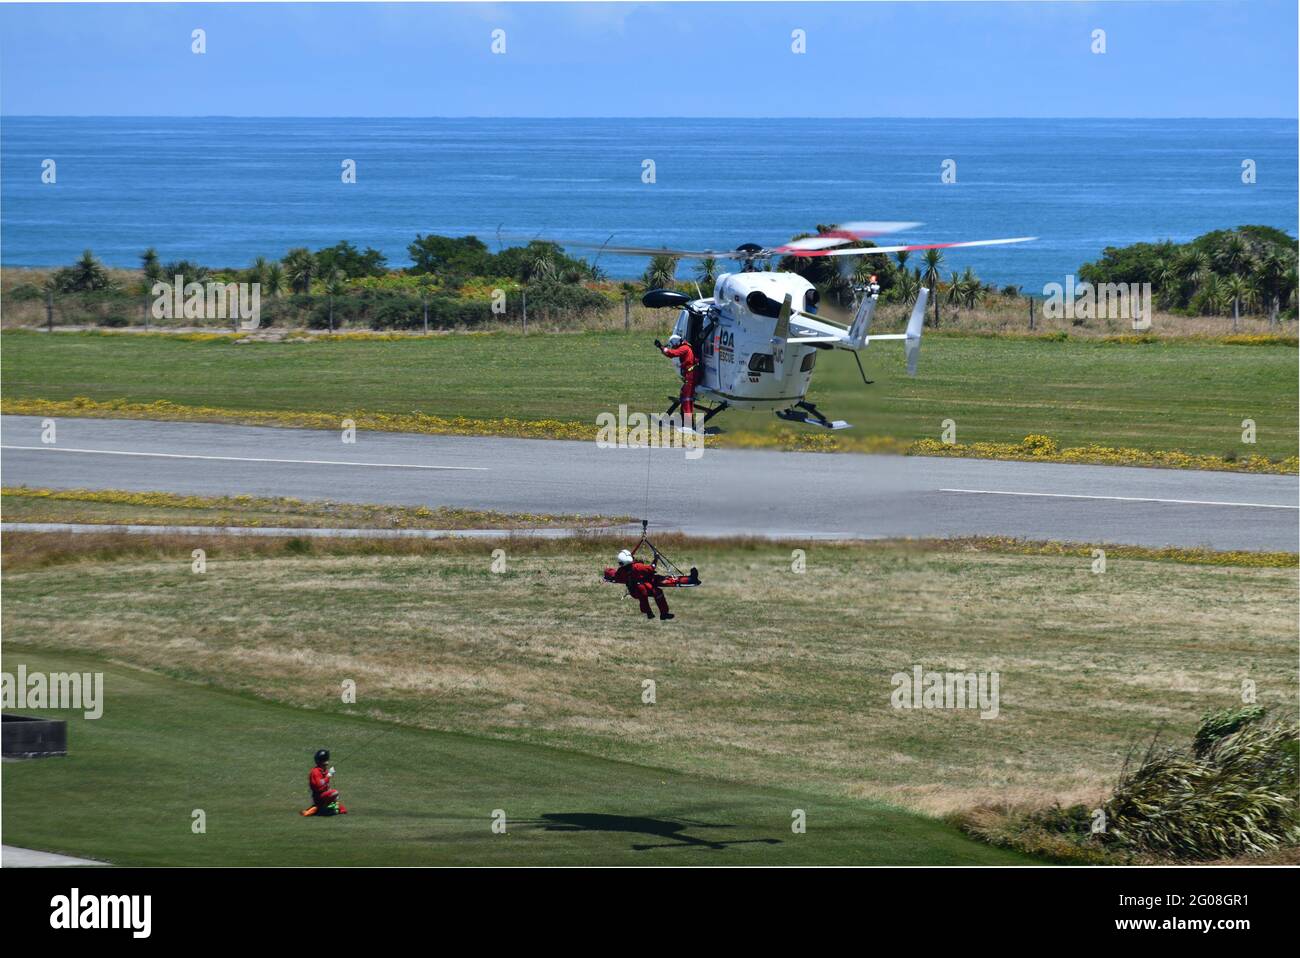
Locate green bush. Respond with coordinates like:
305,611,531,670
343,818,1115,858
1194,705,1268,757
1102,709,1299,859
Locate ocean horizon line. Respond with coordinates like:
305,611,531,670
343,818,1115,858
4,114,1297,122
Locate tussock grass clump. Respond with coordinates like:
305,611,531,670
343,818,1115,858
957,708,1299,862
1103,711,1299,860
1193,705,1269,757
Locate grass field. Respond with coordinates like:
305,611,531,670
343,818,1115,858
4,530,1293,867
2,648,1035,866
0,486,627,530
3,329,1295,460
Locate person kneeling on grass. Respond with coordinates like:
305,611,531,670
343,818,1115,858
301,749,348,817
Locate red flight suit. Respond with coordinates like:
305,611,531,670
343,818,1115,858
604,561,692,617
309,765,347,814
661,341,698,418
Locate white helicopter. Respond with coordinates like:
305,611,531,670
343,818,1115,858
595,223,1034,430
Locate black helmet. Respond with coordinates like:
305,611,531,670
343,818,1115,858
314,749,330,765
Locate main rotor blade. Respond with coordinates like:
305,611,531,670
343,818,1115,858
559,240,741,259
792,236,1038,258
771,236,855,253
827,220,924,238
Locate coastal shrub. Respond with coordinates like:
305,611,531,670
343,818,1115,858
516,281,609,318
1101,710,1299,859
8,283,44,302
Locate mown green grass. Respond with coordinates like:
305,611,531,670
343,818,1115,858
5,534,1294,822
3,329,1294,459
1,649,1032,866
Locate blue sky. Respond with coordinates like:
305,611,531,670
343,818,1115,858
1,2,1295,117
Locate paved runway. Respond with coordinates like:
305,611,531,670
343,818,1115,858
0,844,108,867
2,415,1296,551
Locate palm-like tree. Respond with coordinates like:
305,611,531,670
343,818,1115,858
140,248,163,286
1215,233,1251,277
1149,257,1181,309
283,248,315,294
1189,251,1213,286
523,248,557,284
1224,274,1251,329
958,266,982,308
695,257,718,291
643,254,678,290
1197,273,1228,316
264,263,285,299
1282,263,1299,313
324,269,347,332
246,256,270,287
1170,249,1209,309
1252,251,1287,324
943,271,963,309
60,249,112,292
921,248,944,327
894,269,921,306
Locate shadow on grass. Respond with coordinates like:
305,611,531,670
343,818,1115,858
518,812,783,851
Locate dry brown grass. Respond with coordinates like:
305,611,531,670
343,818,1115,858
4,530,1294,819
1,486,628,532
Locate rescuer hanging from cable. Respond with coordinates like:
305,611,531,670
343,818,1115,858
602,547,699,621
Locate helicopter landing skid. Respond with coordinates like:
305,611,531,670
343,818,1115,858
663,399,728,430
776,402,850,430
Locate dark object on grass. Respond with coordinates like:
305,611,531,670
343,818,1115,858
2,714,68,758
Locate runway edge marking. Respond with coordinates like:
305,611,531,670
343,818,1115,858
940,488,1298,510
0,445,487,472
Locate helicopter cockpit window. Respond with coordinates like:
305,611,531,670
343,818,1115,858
800,351,817,372
745,291,782,318
747,353,774,373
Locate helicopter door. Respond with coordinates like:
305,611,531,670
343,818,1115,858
670,308,695,347
672,308,708,372
685,309,705,358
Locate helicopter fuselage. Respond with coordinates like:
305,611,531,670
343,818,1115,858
670,270,843,412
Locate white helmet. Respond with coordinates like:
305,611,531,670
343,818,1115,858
668,334,683,347
616,549,634,566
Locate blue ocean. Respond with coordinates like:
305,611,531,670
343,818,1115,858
2,117,1295,287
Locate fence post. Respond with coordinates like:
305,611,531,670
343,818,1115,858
143,293,150,331
624,293,630,331
46,289,54,332
422,294,429,334
522,290,527,335
1028,296,1035,331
